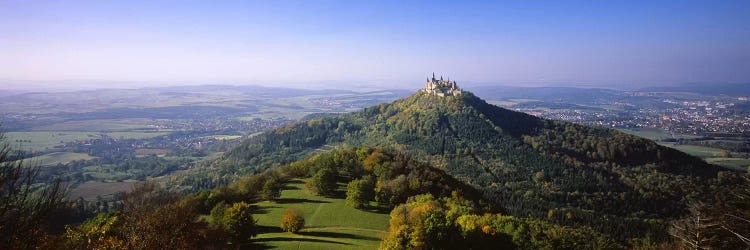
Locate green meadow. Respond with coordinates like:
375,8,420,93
251,179,389,250
705,157,750,171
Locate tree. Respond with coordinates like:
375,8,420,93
280,208,305,233
0,130,67,249
63,182,220,249
670,203,720,249
309,168,337,196
119,182,214,249
223,202,257,245
261,179,281,201
423,210,451,249
346,177,375,209
209,201,229,229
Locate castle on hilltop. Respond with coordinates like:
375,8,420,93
423,73,462,96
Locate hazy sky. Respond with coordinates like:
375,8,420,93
1,1,749,89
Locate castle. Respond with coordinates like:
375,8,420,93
423,73,462,96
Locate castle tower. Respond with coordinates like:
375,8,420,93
423,73,462,96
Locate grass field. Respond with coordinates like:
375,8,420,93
705,157,750,171
6,132,101,151
69,181,138,200
620,128,676,140
135,148,171,157
106,131,170,139
620,128,703,141
251,179,389,250
662,144,726,158
200,135,243,140
28,152,95,166
30,119,159,132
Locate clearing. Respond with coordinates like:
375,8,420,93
251,179,389,250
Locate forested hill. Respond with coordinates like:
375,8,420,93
194,89,727,240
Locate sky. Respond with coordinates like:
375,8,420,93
1,0,749,90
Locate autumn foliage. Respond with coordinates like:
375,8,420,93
280,208,305,233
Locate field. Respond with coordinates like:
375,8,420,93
705,157,750,171
619,128,750,170
251,179,389,250
29,152,95,166
664,144,726,158
135,148,171,157
5,131,168,152
69,181,138,200
5,132,101,152
30,119,160,132
620,128,675,140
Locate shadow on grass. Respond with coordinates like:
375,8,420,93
250,205,278,214
274,198,330,204
299,231,381,241
327,189,347,199
256,225,282,234
282,180,303,190
287,179,305,185
253,237,352,245
362,205,391,214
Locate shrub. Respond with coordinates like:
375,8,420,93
280,208,305,233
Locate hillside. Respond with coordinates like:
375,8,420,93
252,179,389,250
194,87,726,240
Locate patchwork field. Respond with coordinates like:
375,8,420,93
251,179,389,250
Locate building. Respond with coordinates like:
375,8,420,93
423,73,462,97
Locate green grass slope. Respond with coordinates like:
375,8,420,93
252,179,389,250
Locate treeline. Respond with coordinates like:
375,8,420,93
380,194,620,250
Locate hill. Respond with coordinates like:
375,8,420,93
641,82,750,96
191,84,726,241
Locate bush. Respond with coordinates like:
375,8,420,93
280,208,305,233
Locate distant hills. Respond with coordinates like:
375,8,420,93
204,86,725,240
641,82,750,96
